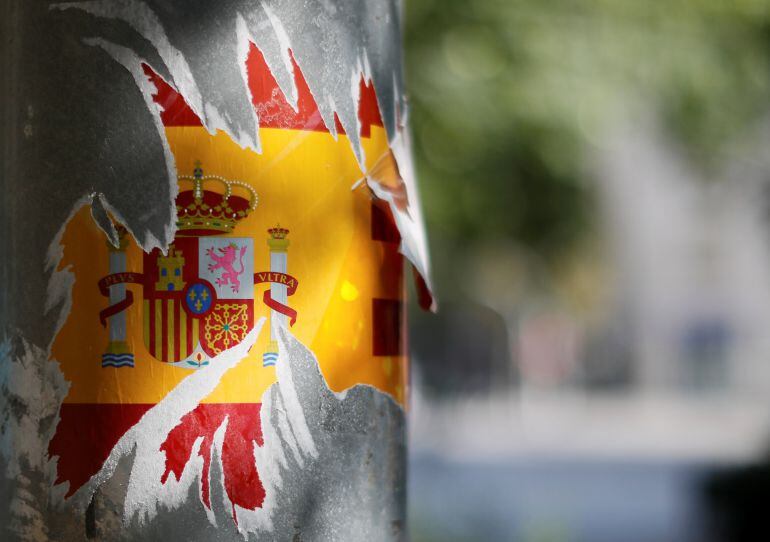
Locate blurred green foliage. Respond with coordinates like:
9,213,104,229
404,0,770,294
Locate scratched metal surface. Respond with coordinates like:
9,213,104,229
0,2,410,540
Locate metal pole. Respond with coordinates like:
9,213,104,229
1,1,431,541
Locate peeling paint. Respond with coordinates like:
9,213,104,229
2,323,405,540
0,336,69,541
70,321,263,522
2,1,422,539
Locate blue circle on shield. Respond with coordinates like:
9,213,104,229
184,281,215,316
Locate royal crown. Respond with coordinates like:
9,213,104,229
267,224,290,252
175,162,258,236
268,225,289,239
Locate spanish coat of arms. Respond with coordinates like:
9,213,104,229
98,162,297,369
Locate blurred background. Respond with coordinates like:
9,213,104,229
404,2,770,541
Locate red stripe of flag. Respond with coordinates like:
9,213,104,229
187,302,194,354
174,298,181,359
49,402,265,519
142,43,383,136
148,300,156,357
161,299,168,361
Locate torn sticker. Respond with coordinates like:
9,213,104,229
3,2,425,539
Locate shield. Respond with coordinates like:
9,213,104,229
142,236,255,367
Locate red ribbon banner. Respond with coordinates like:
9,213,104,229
98,272,145,326
253,271,299,326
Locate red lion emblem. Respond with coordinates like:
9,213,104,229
207,243,247,293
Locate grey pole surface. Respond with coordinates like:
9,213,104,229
0,2,431,540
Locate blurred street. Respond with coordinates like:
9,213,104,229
408,387,770,541
410,453,711,542
404,2,770,540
